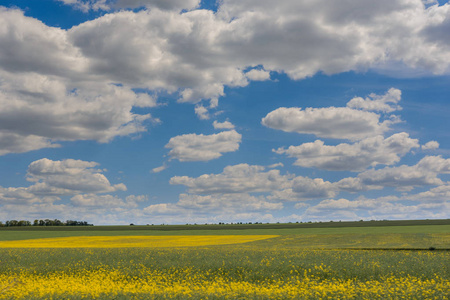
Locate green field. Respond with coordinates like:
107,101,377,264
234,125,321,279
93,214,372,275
1,221,449,250
0,221,449,299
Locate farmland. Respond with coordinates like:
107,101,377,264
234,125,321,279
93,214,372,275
0,220,449,299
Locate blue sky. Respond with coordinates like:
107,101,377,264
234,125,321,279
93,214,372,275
0,0,449,225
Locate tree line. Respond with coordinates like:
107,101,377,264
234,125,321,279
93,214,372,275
0,219,93,227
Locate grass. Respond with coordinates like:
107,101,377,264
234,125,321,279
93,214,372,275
0,244,449,299
0,225,449,249
0,222,449,299
1,218,449,232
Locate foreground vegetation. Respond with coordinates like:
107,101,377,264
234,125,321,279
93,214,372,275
1,246,448,299
0,224,449,299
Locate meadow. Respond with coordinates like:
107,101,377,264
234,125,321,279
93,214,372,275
0,221,449,299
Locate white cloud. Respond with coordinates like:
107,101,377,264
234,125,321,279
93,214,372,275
115,0,200,11
262,106,389,140
218,0,450,77
262,88,405,141
294,202,310,209
245,69,271,81
267,163,284,168
71,194,126,207
0,73,155,154
275,133,419,171
2,2,450,154
170,163,337,201
144,193,282,216
304,197,450,221
416,155,450,173
340,155,450,192
0,9,157,155
58,0,201,12
268,176,337,201
0,159,152,224
170,164,291,194
0,133,60,156
152,164,167,173
26,158,127,195
165,130,242,162
0,158,126,206
0,187,58,205
346,88,402,113
213,120,235,130
0,8,86,75
194,105,210,120
71,193,146,208
57,0,109,12
406,183,450,201
422,140,439,150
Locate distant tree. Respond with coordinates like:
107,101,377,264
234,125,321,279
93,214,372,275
33,220,39,226
17,220,31,226
6,220,19,227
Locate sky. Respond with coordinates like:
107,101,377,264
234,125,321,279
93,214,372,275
0,0,449,225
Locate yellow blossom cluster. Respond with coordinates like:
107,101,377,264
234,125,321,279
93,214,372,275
0,235,448,299
1,267,448,299
0,235,279,248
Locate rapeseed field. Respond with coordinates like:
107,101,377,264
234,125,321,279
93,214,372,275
0,235,449,299
0,235,278,248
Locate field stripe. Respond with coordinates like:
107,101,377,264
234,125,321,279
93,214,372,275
0,235,279,248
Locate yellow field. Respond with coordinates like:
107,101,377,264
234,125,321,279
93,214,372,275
0,235,278,248
1,268,447,299
0,233,448,299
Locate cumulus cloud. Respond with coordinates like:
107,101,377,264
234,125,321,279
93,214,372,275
151,164,167,173
406,184,450,201
170,163,337,201
71,193,146,208
262,106,389,140
2,2,450,154
416,155,450,173
165,130,242,161
0,158,126,205
422,140,439,150
58,0,200,12
26,158,127,194
338,155,450,192
275,133,419,171
0,8,158,154
194,105,210,120
0,159,153,224
170,164,292,194
0,133,60,156
57,0,109,12
268,176,337,201
304,196,450,221
213,120,235,130
262,88,405,141
144,193,282,217
114,0,200,11
217,0,450,77
71,194,127,207
245,69,271,81
346,88,402,113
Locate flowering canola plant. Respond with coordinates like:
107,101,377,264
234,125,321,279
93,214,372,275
0,235,278,248
0,236,448,299
1,268,448,299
